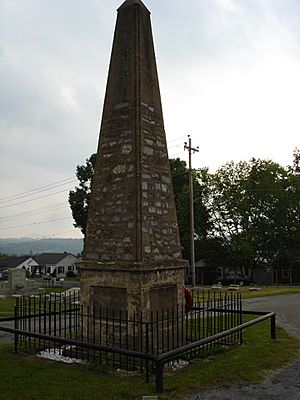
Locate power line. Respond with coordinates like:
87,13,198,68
0,177,77,204
0,205,68,223
169,151,185,158
0,177,76,202
0,217,72,231
0,202,66,220
51,229,83,237
167,136,185,144
0,187,75,209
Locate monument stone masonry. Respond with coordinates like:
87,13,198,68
80,0,188,320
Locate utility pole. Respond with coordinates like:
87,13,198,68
184,135,199,287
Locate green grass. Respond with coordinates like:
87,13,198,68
239,286,300,299
201,286,300,300
0,299,15,317
43,287,68,294
0,319,299,400
0,344,155,400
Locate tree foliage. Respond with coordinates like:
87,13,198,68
292,147,300,176
202,158,300,273
69,154,96,235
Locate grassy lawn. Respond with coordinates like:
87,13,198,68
239,286,300,299
0,299,15,317
201,286,300,300
0,319,299,400
43,287,68,294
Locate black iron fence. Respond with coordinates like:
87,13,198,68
0,290,276,394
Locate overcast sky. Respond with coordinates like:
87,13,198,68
0,0,299,239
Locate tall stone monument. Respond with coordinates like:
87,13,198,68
80,0,187,319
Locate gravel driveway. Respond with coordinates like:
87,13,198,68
187,293,300,400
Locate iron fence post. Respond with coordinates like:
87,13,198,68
155,359,164,394
271,314,276,340
239,293,243,345
14,300,18,353
145,322,150,383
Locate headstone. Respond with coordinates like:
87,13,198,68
9,268,26,292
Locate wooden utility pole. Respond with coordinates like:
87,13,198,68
184,135,199,287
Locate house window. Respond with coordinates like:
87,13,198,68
68,266,74,271
281,269,289,278
46,267,51,274
57,266,64,275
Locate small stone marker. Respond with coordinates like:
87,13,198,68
228,284,240,291
142,397,158,400
9,268,26,292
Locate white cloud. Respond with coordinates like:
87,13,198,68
214,0,243,12
0,0,299,238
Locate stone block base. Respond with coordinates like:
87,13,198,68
79,259,187,319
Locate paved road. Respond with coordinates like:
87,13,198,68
243,294,300,338
187,293,300,400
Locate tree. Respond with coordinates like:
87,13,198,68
69,154,97,235
292,147,300,176
202,158,300,274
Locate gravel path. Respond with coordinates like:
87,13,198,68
187,293,300,400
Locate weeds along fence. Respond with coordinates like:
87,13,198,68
0,290,276,393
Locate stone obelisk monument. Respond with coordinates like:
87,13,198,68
80,0,187,318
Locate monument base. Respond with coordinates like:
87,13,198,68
80,259,187,318
79,259,187,353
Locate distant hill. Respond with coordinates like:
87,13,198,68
0,238,83,256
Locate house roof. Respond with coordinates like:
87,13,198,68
0,256,32,270
34,253,74,265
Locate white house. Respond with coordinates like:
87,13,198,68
34,253,78,278
0,256,39,277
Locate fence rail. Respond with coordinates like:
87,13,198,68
0,290,276,394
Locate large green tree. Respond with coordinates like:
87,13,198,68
202,158,300,274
